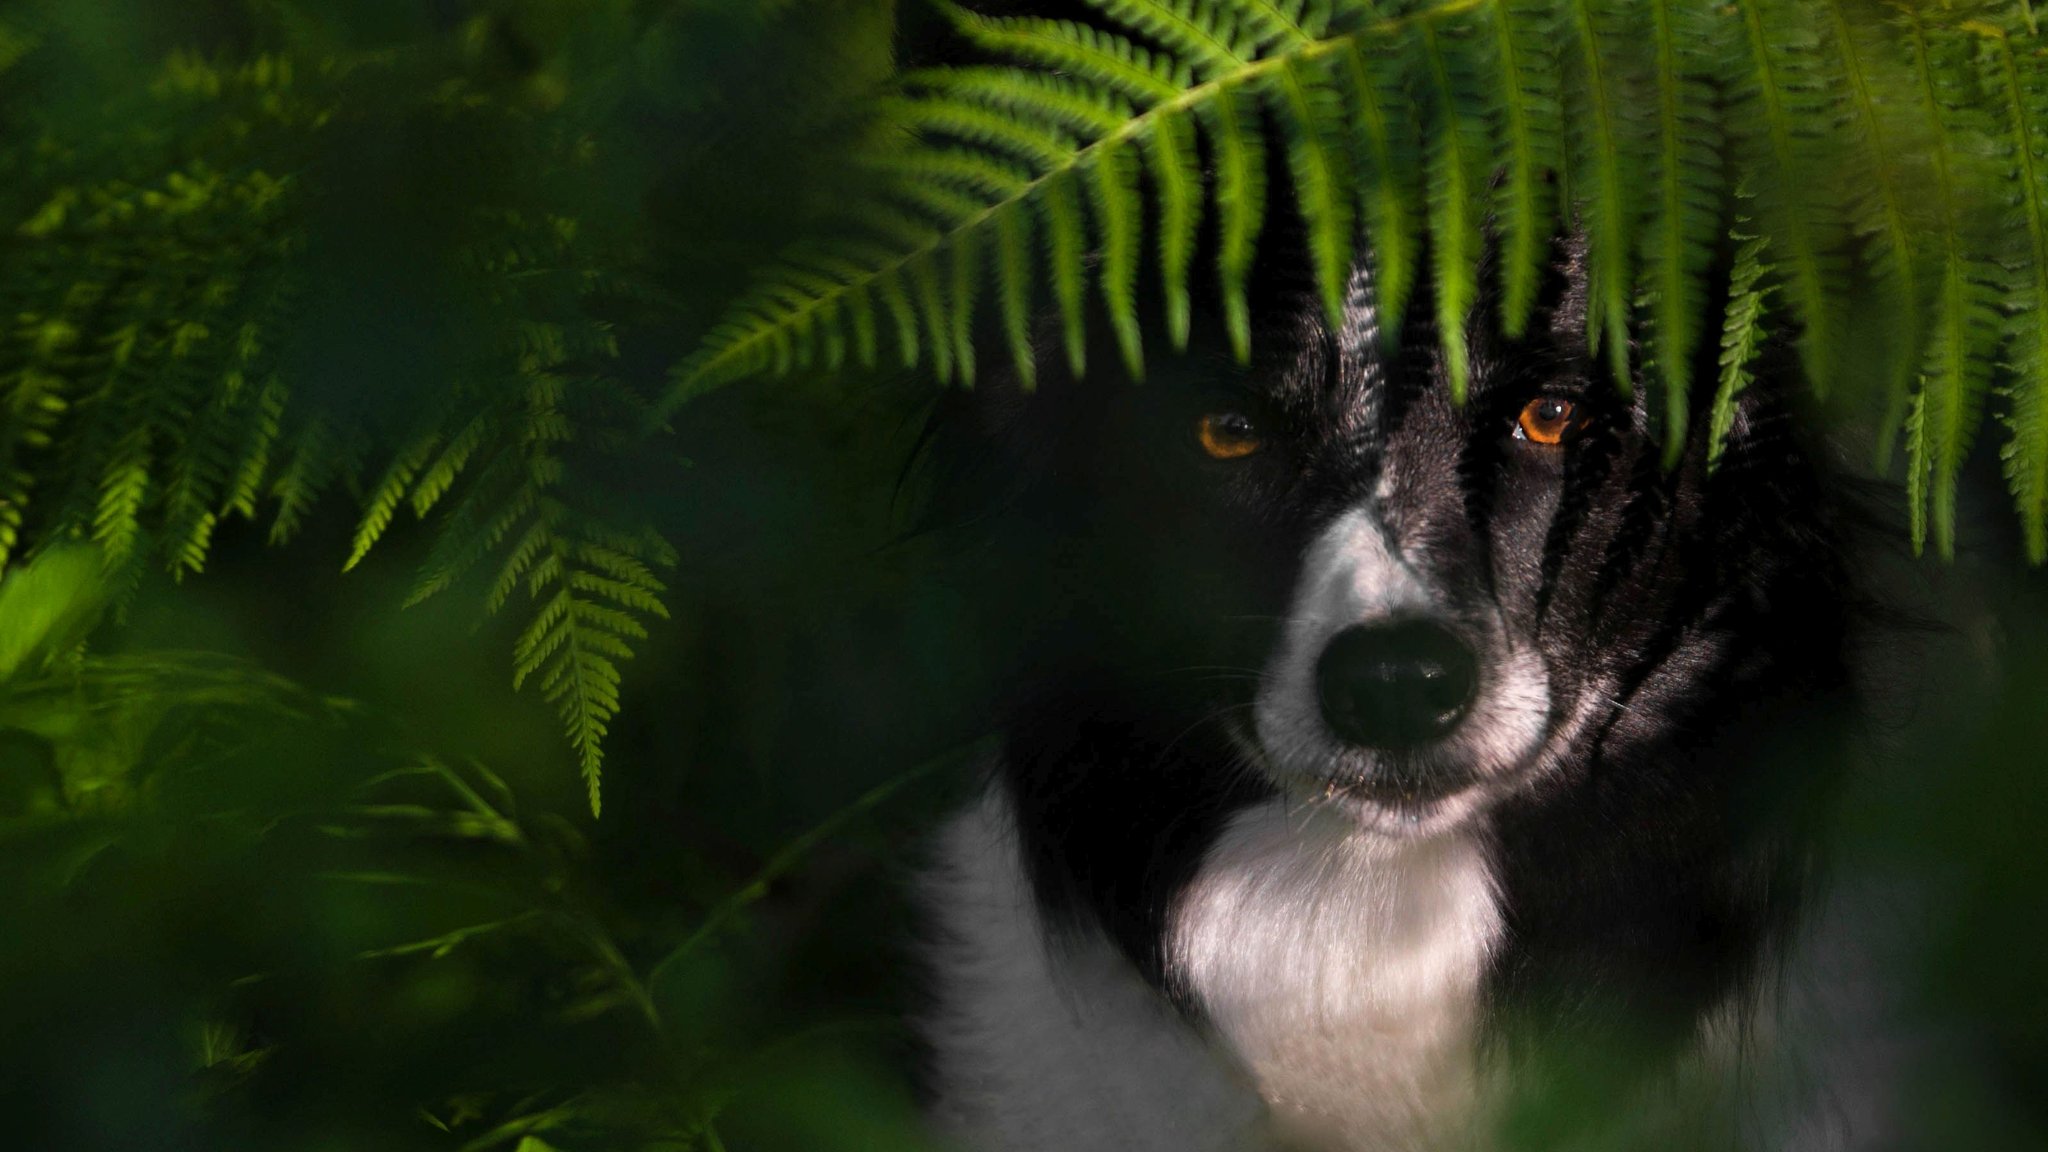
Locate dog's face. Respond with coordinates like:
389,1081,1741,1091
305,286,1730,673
1229,261,1679,840
963,251,1826,845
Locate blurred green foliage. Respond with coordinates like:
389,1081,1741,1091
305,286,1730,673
0,2,978,1148
0,0,905,811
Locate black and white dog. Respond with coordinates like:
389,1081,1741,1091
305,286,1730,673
918,243,1857,1151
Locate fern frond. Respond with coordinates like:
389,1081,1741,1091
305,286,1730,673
1709,226,1772,467
1207,84,1268,363
1904,375,1932,550
219,376,286,522
1080,0,1252,77
1487,0,1563,336
93,429,152,571
1418,18,1490,402
1900,1,2003,560
501,499,672,817
665,0,1490,410
1090,136,1146,376
910,252,954,383
1041,169,1092,376
348,431,441,572
268,418,339,547
410,411,492,519
1563,0,1643,389
993,207,1037,387
949,12,1186,105
914,68,1135,140
1644,0,1722,464
1977,13,2048,563
949,230,981,384
890,97,1081,171
1144,112,1203,348
1729,0,1849,396
1338,37,1422,335
1272,52,1356,326
1824,0,1928,467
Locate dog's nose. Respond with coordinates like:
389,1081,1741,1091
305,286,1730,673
1315,620,1478,750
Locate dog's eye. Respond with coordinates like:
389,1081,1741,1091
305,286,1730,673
1515,397,1579,446
1197,412,1263,460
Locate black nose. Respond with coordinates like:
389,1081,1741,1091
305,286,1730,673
1315,620,1478,750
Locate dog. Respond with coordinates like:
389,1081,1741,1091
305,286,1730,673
915,240,1859,1151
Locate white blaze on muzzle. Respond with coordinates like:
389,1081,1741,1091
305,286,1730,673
1252,504,1553,814
1255,506,1438,761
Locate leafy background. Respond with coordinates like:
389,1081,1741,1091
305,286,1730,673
0,1,2044,1150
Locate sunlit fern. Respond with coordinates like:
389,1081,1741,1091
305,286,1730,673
0,49,672,813
669,0,2048,561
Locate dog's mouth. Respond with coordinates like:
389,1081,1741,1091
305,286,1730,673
1223,719,1497,834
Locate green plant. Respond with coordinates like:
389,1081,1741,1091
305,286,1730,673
0,0,892,812
6,0,2048,813
670,0,2048,562
0,544,952,1151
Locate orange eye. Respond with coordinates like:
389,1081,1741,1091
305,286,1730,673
1516,397,1578,445
1197,412,1263,459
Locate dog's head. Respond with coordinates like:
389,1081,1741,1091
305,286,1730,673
939,243,1844,846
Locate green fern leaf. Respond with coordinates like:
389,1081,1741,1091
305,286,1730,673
1980,15,2048,563
1236,0,1317,48
93,429,152,570
1730,0,1847,396
993,207,1037,388
1644,0,1722,465
1901,2,2003,560
1338,38,1421,336
1418,18,1489,402
1824,0,1927,469
1081,0,1249,78
916,68,1135,139
1709,226,1772,467
1905,379,1931,551
848,282,881,369
948,11,1185,105
875,267,923,371
891,97,1081,171
910,252,955,384
268,419,340,547
219,376,286,522
1206,84,1268,364
1272,53,1356,326
1487,0,1563,336
1564,0,1641,389
1041,169,1091,377
410,412,493,519
1090,136,1145,377
348,432,440,571
1145,112,1203,349
950,231,981,385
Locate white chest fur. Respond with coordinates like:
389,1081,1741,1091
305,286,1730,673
923,791,1503,1152
1171,801,1504,1151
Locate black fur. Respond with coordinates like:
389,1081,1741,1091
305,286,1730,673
923,224,1856,1110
